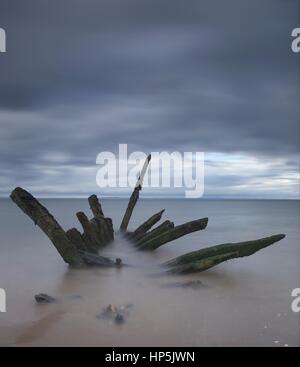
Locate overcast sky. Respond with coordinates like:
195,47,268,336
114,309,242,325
0,0,299,198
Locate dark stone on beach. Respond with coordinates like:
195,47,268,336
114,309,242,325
116,258,122,267
35,293,58,304
115,313,125,324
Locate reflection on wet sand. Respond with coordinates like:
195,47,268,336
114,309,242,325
15,309,65,345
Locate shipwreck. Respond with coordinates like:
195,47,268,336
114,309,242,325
10,155,286,274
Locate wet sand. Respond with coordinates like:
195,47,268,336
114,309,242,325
0,199,299,347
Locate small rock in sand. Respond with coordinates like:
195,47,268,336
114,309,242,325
115,313,125,324
35,293,58,304
115,258,122,267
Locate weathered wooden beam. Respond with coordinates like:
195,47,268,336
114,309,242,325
164,234,286,274
88,194,104,217
134,220,175,247
138,217,209,251
130,209,165,240
88,195,114,243
66,228,87,252
66,226,119,267
90,217,110,245
119,154,151,232
105,217,114,242
76,212,103,253
10,187,83,267
81,252,120,267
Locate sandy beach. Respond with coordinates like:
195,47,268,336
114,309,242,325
0,198,299,347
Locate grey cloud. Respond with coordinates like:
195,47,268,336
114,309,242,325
0,0,299,197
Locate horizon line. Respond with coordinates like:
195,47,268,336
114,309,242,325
0,195,299,201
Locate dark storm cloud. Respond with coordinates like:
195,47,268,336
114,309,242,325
0,0,299,197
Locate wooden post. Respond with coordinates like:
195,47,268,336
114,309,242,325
119,154,151,232
10,187,83,267
134,220,174,247
130,209,165,240
165,234,286,273
88,195,114,243
138,217,209,250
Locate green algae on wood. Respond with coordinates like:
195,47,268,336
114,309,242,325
164,234,286,274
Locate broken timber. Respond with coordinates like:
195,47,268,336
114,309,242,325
128,209,165,241
134,220,175,247
119,154,151,232
136,218,208,251
10,187,118,268
164,234,286,274
10,154,286,274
